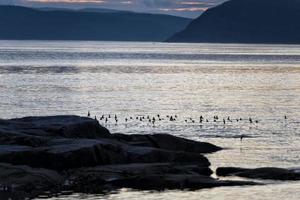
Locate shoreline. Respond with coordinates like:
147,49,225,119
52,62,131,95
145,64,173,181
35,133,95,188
0,115,299,199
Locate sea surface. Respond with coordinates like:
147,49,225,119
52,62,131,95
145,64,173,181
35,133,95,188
0,41,299,200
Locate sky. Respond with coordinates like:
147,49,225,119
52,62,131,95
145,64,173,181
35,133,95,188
0,0,228,18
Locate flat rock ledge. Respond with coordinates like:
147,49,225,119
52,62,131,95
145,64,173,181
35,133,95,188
216,167,300,181
0,115,259,199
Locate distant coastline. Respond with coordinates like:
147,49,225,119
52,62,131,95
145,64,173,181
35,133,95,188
0,5,190,42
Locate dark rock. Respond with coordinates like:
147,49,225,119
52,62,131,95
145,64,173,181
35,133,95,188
0,163,63,197
0,115,229,197
216,167,300,181
112,133,222,153
124,174,260,190
0,138,210,170
71,163,213,180
69,163,259,192
9,115,111,138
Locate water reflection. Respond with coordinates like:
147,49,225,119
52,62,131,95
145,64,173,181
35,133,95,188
0,41,299,200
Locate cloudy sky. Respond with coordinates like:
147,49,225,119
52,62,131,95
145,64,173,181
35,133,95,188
0,0,228,18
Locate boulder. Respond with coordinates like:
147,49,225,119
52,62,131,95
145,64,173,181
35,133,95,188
216,167,300,181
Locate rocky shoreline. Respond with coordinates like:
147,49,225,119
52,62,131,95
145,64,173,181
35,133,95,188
0,115,298,199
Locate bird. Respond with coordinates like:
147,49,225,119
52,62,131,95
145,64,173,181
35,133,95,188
152,119,155,125
240,135,245,141
87,111,91,117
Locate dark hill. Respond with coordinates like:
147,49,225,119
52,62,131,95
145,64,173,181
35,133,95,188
0,6,191,41
167,0,300,44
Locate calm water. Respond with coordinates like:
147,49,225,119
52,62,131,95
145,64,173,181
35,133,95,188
0,41,299,200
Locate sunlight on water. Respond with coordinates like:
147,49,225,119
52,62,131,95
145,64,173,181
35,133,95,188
0,41,299,200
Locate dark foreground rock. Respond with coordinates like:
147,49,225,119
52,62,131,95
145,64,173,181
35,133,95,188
0,115,259,199
0,163,63,199
69,163,259,192
217,167,300,181
112,133,222,153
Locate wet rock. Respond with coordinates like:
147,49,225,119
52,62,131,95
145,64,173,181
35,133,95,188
0,115,229,197
216,167,300,181
68,163,212,191
0,138,210,170
0,163,63,197
112,133,222,153
1,115,110,140
69,163,260,192
70,163,213,181
124,174,261,190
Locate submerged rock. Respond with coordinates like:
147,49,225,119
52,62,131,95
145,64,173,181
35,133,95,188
216,167,300,181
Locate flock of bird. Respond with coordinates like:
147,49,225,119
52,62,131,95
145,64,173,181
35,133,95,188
86,111,285,126
87,112,290,141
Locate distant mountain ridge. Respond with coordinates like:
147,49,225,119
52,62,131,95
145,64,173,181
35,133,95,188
0,6,191,41
167,0,300,44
